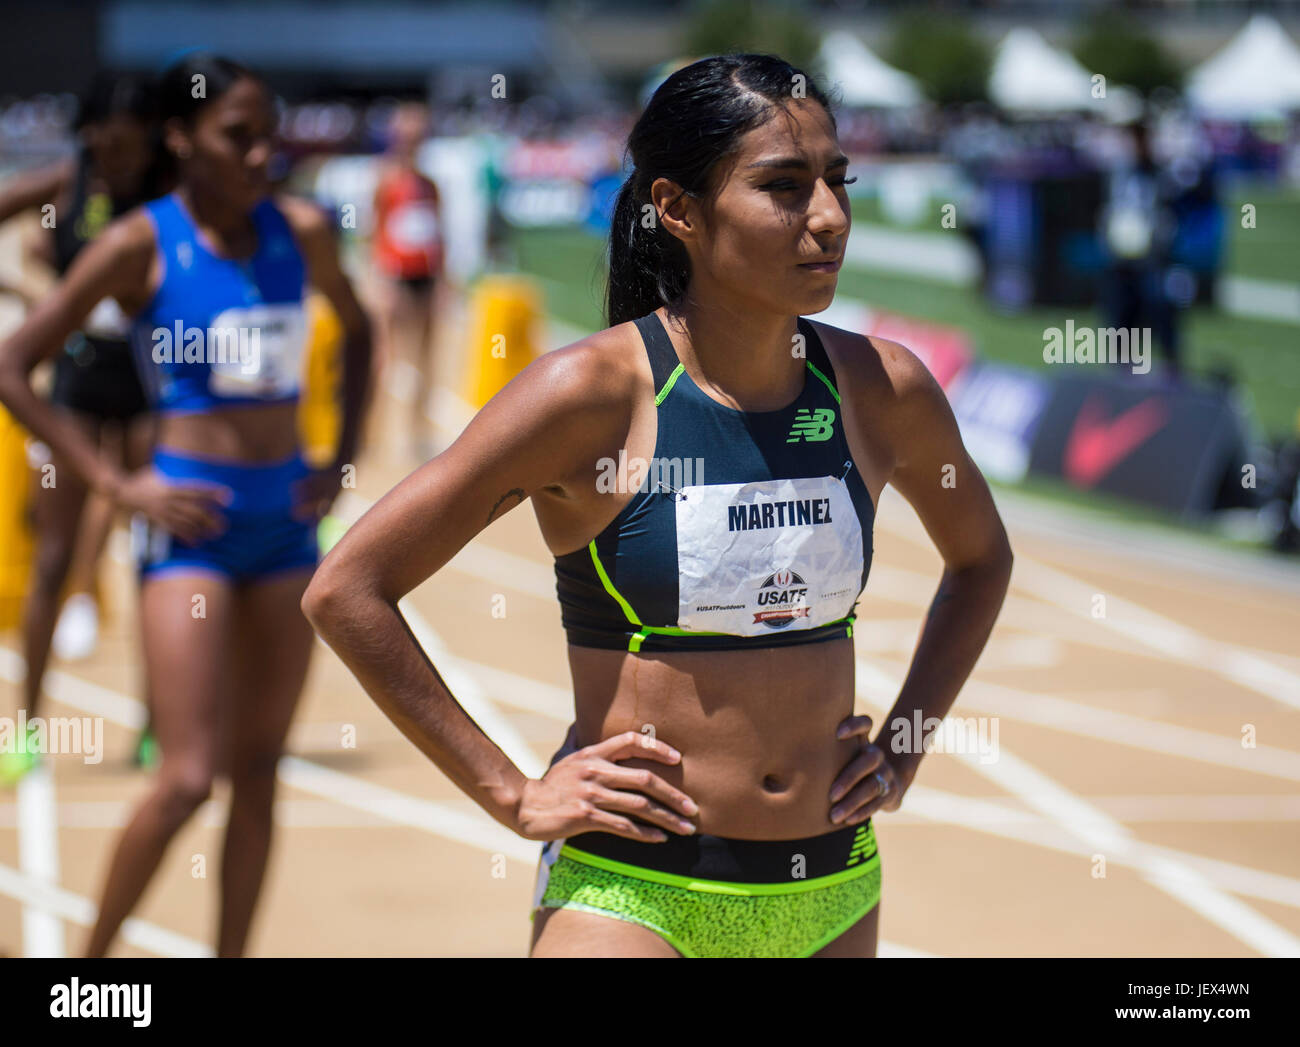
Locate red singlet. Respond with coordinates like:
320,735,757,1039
373,165,444,279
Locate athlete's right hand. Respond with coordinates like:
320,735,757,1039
514,731,699,843
112,467,233,546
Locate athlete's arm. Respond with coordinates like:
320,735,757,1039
0,159,70,225
279,194,372,475
302,341,697,842
0,160,70,302
0,210,228,542
857,337,1012,799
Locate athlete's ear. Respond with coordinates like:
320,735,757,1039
163,118,193,163
650,176,700,247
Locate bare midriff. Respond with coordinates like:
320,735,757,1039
154,401,300,462
568,636,860,841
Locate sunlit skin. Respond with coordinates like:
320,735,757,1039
149,78,298,471
0,72,373,957
303,96,1012,957
0,107,159,729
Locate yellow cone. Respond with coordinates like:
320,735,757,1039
0,405,33,630
297,290,344,469
464,274,544,410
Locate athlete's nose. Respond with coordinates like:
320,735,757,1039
246,137,273,176
807,177,849,239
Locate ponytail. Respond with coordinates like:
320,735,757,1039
604,52,836,329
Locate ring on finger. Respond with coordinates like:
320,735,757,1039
873,771,890,799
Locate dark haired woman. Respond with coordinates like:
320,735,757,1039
0,72,168,786
0,54,371,956
304,53,1011,957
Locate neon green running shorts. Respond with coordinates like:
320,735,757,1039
532,820,882,958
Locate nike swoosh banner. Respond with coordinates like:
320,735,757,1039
1026,372,1252,516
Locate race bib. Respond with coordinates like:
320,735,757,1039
675,474,863,636
207,303,307,399
387,201,440,250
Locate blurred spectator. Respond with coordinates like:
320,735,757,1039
1098,119,1184,378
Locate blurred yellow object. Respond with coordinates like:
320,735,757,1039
298,290,343,468
464,274,543,409
0,404,33,630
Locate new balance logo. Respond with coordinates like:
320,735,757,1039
846,823,877,867
786,407,835,443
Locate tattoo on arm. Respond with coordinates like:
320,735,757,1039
486,488,526,525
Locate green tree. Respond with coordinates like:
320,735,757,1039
886,12,990,106
1072,11,1183,97
683,0,822,74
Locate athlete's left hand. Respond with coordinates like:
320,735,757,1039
293,468,342,523
828,715,904,825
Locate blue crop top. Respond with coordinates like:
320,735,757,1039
554,310,875,653
131,192,307,414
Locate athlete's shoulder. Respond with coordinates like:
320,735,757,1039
86,206,158,267
809,320,939,403
518,321,644,416
272,193,333,240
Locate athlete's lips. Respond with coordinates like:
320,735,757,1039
798,256,842,273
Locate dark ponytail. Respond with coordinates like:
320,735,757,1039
605,52,837,328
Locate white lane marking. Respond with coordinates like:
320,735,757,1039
0,861,211,958
0,798,465,830
396,599,546,781
279,756,539,864
864,655,1300,783
870,489,1300,712
449,659,571,721
16,761,63,957
445,541,557,602
1011,555,1300,713
0,647,146,729
880,792,1300,826
899,786,1300,912
0,642,542,869
854,663,1300,957
13,792,1300,831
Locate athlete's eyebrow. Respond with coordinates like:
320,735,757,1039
747,155,850,171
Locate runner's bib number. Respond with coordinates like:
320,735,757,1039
675,474,863,636
207,303,307,399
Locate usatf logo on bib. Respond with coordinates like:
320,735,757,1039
787,407,835,443
753,569,811,629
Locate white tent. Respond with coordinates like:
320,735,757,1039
988,27,1096,112
817,30,923,108
1187,14,1300,119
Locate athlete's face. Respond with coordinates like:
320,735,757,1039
656,98,851,317
172,77,276,213
85,114,152,191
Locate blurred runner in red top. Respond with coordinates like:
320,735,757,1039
371,101,443,460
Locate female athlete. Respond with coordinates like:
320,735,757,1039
303,53,1011,958
0,72,167,784
0,54,371,956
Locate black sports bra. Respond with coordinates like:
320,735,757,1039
553,310,875,653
